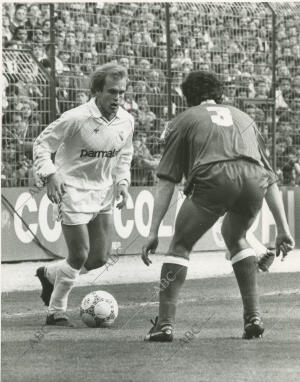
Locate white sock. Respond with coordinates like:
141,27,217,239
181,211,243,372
231,248,256,265
45,261,63,284
48,260,79,314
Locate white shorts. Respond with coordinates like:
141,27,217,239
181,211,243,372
54,185,114,225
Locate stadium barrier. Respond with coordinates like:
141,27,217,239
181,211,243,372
2,186,299,262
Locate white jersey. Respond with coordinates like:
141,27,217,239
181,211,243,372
33,98,134,190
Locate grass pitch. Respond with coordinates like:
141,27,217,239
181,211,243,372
2,272,300,382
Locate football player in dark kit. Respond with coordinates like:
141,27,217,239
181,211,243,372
142,71,295,341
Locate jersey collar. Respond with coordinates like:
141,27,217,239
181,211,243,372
200,100,216,105
88,97,122,120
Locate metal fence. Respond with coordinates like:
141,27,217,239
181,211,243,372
2,2,300,187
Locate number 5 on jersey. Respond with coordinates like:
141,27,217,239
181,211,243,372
207,107,233,127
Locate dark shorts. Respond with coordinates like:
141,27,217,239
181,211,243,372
190,160,272,218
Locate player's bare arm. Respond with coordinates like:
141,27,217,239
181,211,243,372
265,182,295,258
142,179,175,266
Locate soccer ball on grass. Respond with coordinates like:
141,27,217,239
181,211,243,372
80,290,118,328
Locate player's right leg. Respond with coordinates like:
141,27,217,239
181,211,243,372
145,198,219,342
46,222,90,326
222,211,264,339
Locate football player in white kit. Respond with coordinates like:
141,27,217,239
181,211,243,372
34,64,134,326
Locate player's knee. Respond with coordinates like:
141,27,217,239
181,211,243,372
85,252,110,270
168,244,190,261
69,244,90,264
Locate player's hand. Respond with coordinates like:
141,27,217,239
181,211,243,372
47,173,66,204
141,233,159,266
116,182,128,209
275,230,295,261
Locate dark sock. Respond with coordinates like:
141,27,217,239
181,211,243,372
232,255,259,319
158,262,187,327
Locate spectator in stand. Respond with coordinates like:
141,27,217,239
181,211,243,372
41,19,51,42
75,90,89,105
238,72,255,98
65,30,80,61
276,77,293,109
2,75,9,111
277,114,294,143
154,42,168,74
169,71,185,113
131,130,160,186
54,17,66,35
40,4,50,25
133,80,149,99
1,144,19,187
81,51,95,74
292,75,300,98
282,146,300,186
56,73,74,115
75,30,85,49
181,57,193,75
60,9,73,28
106,29,120,53
223,81,237,106
276,137,291,171
290,97,300,142
254,77,269,99
136,95,156,133
27,114,42,140
123,84,139,113
57,50,71,72
136,59,151,81
55,32,66,52
83,30,98,56
20,99,34,125
71,63,90,90
13,26,30,46
32,43,48,62
31,28,44,44
2,111,28,147
2,15,13,43
26,4,42,40
10,4,27,33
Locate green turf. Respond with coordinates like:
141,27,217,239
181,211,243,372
2,273,300,382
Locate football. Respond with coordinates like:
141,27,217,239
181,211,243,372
80,290,118,328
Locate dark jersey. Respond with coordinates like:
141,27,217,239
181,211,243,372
157,102,276,184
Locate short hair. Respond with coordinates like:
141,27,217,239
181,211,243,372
181,70,223,106
90,64,128,94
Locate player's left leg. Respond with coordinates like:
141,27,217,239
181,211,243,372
222,211,264,339
145,198,219,342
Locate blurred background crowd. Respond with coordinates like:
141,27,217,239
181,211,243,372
2,2,300,187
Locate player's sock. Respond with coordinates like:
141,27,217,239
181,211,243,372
48,260,79,314
231,248,259,319
46,262,89,283
45,261,63,284
158,256,188,327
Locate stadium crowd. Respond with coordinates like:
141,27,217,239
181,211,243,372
2,3,300,187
